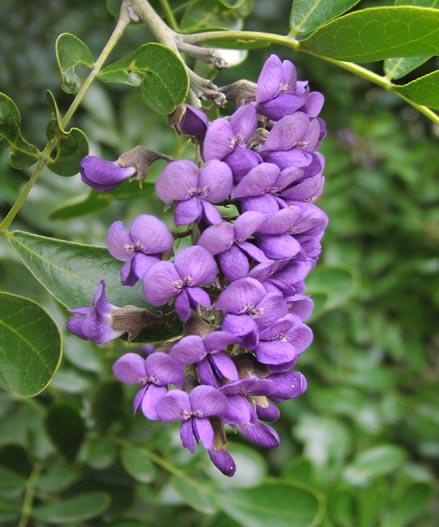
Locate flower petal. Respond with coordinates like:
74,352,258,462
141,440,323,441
129,214,173,254
208,448,236,477
133,386,148,414
256,293,288,327
175,290,191,322
269,371,308,401
265,149,312,170
204,331,239,352
234,211,266,241
229,103,257,142
304,91,324,117
215,277,266,314
174,197,203,226
80,156,135,192
282,175,324,201
203,118,234,161
223,394,253,425
211,351,239,382
256,54,282,103
198,222,234,255
232,163,279,199
145,351,184,386
257,233,301,259
240,194,281,215
262,113,309,152
155,160,199,203
187,287,212,310
180,420,196,453
199,160,233,203
221,314,258,348
224,147,262,182
202,201,222,225
171,335,206,364
131,253,159,281
218,245,250,282
156,390,190,422
175,246,218,286
288,294,313,321
190,385,228,417
256,340,297,365
178,105,208,139
286,322,313,353
142,261,179,306
106,221,132,261
141,384,167,420
193,417,214,450
257,207,301,235
257,92,305,121
112,352,146,384
238,422,280,448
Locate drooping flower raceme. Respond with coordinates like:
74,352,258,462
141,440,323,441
68,54,328,477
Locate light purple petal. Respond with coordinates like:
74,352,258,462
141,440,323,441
187,287,212,310
202,201,222,225
257,233,301,259
221,314,258,348
265,149,313,170
171,335,206,364
282,174,324,201
193,417,214,450
259,314,296,341
155,160,199,203
131,253,159,280
302,119,321,151
208,449,236,477
145,352,184,386
197,359,219,387
142,261,179,305
288,294,313,321
199,160,233,203
232,163,279,199
174,197,203,226
141,384,167,420
234,211,266,241
129,214,173,254
190,385,228,417
175,290,191,322
112,352,146,384
66,316,88,340
256,340,297,365
211,351,239,381
240,194,281,215
281,59,297,88
255,293,288,327
257,207,301,235
133,386,148,414
174,246,218,286
198,222,234,255
204,331,239,352
80,156,135,192
203,118,234,161
276,167,305,190
256,54,282,103
229,103,257,142
257,92,305,121
218,245,250,282
224,147,262,182
238,422,280,448
156,390,190,422
263,113,309,152
106,221,132,261
223,394,253,425
304,91,324,117
236,240,270,263
286,322,313,353
215,277,266,314
180,420,196,453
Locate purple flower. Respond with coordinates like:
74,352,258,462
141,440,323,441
255,314,313,366
267,371,307,402
177,105,208,140
80,155,136,192
250,259,311,296
156,160,233,226
112,352,184,419
216,277,288,348
67,281,122,344
203,104,261,181
156,385,228,452
171,331,239,386
237,421,280,448
256,54,324,121
142,246,217,322
208,448,236,477
107,214,173,286
256,402,280,422
198,212,272,282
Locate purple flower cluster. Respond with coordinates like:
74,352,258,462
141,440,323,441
68,55,327,476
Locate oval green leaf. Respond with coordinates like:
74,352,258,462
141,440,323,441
395,70,439,109
33,492,111,524
0,291,62,397
300,7,439,63
290,0,362,36
120,445,156,483
343,444,406,484
99,43,189,114
56,33,94,94
219,480,324,527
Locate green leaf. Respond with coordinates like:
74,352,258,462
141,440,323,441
0,92,39,169
8,230,144,308
395,70,439,109
219,480,324,527
385,482,434,527
290,0,362,36
81,436,118,470
45,404,85,460
45,90,89,177
180,0,254,32
169,475,218,514
0,291,62,397
37,461,79,494
343,445,406,485
0,466,26,494
120,445,156,483
0,496,20,522
99,43,189,114
55,33,94,94
33,492,110,524
306,266,355,319
300,7,439,62
383,0,439,79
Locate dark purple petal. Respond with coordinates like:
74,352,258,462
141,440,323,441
112,352,146,384
282,174,324,201
175,290,191,322
258,314,296,341
171,335,206,364
224,147,262,182
218,245,250,282
232,163,280,199
203,118,234,161
133,386,147,414
107,221,132,261
208,448,236,477
178,105,208,139
190,385,229,417
80,156,136,192
286,322,313,354
223,394,253,425
238,241,270,263
145,352,184,386
269,371,308,401
221,378,274,396
187,287,212,311
180,420,196,453
216,277,266,314
204,331,239,352
174,197,203,226
141,384,167,420
257,207,301,235
229,103,257,142
257,92,305,121
256,402,280,422
262,113,309,152
199,160,233,203
256,54,282,103
193,417,214,450
238,422,280,448
211,351,239,381
222,314,259,349
174,246,218,286
129,214,173,254
255,292,288,328
155,160,199,203
198,222,234,255
156,390,190,422
120,259,137,286
257,233,301,259
288,294,313,320
256,340,297,365
142,261,180,305
234,211,266,241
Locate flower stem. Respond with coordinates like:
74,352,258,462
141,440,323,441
0,2,131,233
17,462,42,527
159,0,179,31
181,30,439,125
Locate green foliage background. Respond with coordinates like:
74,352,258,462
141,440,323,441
0,0,438,525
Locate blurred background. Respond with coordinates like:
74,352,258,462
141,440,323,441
0,1,438,525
